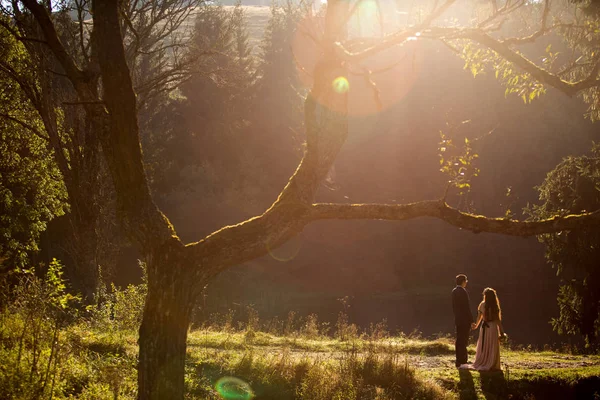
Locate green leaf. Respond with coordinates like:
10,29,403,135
529,91,537,102
471,65,478,77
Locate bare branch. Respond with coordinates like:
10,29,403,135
0,18,48,44
336,0,457,62
21,0,86,89
347,65,383,111
501,0,553,46
62,100,105,106
74,0,90,60
477,0,525,29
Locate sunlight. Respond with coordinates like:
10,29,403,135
349,0,382,38
291,4,423,117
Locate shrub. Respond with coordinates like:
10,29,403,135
300,314,320,339
0,259,80,399
86,261,147,332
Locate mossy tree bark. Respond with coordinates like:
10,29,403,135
137,241,194,399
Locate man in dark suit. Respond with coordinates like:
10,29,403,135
452,274,475,367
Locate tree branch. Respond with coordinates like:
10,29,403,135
310,201,600,236
21,0,86,90
188,195,600,287
500,0,551,46
0,18,48,44
336,0,457,62
433,28,600,96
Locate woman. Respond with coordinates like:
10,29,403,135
461,287,507,371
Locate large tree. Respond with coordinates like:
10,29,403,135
4,0,600,398
0,0,201,298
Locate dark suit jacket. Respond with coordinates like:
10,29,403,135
452,286,473,326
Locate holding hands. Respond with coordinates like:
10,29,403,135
470,322,477,330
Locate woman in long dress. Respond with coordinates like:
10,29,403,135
462,287,506,371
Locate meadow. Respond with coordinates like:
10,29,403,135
1,268,599,400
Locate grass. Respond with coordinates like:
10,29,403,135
2,269,599,399
184,329,600,400
185,329,600,400
2,315,600,399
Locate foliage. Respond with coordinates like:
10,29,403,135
0,27,67,267
460,41,547,104
527,145,600,346
0,259,80,399
556,12,600,121
438,124,481,201
455,0,600,120
87,262,148,333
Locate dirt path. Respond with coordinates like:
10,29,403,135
190,343,600,371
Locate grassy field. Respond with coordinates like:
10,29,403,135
40,323,598,400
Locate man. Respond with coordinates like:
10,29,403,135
452,274,475,368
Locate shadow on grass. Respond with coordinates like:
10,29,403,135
479,370,507,400
458,369,477,400
476,369,600,400
506,374,600,400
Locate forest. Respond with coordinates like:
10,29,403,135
1,0,600,399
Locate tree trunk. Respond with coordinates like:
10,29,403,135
137,246,194,400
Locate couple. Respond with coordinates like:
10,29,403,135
452,274,507,371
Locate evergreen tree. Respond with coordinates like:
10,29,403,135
254,0,306,132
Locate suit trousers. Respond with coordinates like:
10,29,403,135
455,323,471,366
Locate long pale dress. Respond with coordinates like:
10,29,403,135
469,301,502,371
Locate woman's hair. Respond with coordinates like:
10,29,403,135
483,287,501,321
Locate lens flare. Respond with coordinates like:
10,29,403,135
215,377,254,400
291,2,423,116
332,76,350,94
267,233,303,262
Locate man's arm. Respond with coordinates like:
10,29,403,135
464,290,474,324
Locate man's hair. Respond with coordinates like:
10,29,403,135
456,274,467,286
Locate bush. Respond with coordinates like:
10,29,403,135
300,314,320,339
0,259,80,399
87,261,147,332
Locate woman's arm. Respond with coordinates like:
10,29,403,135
473,309,483,330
